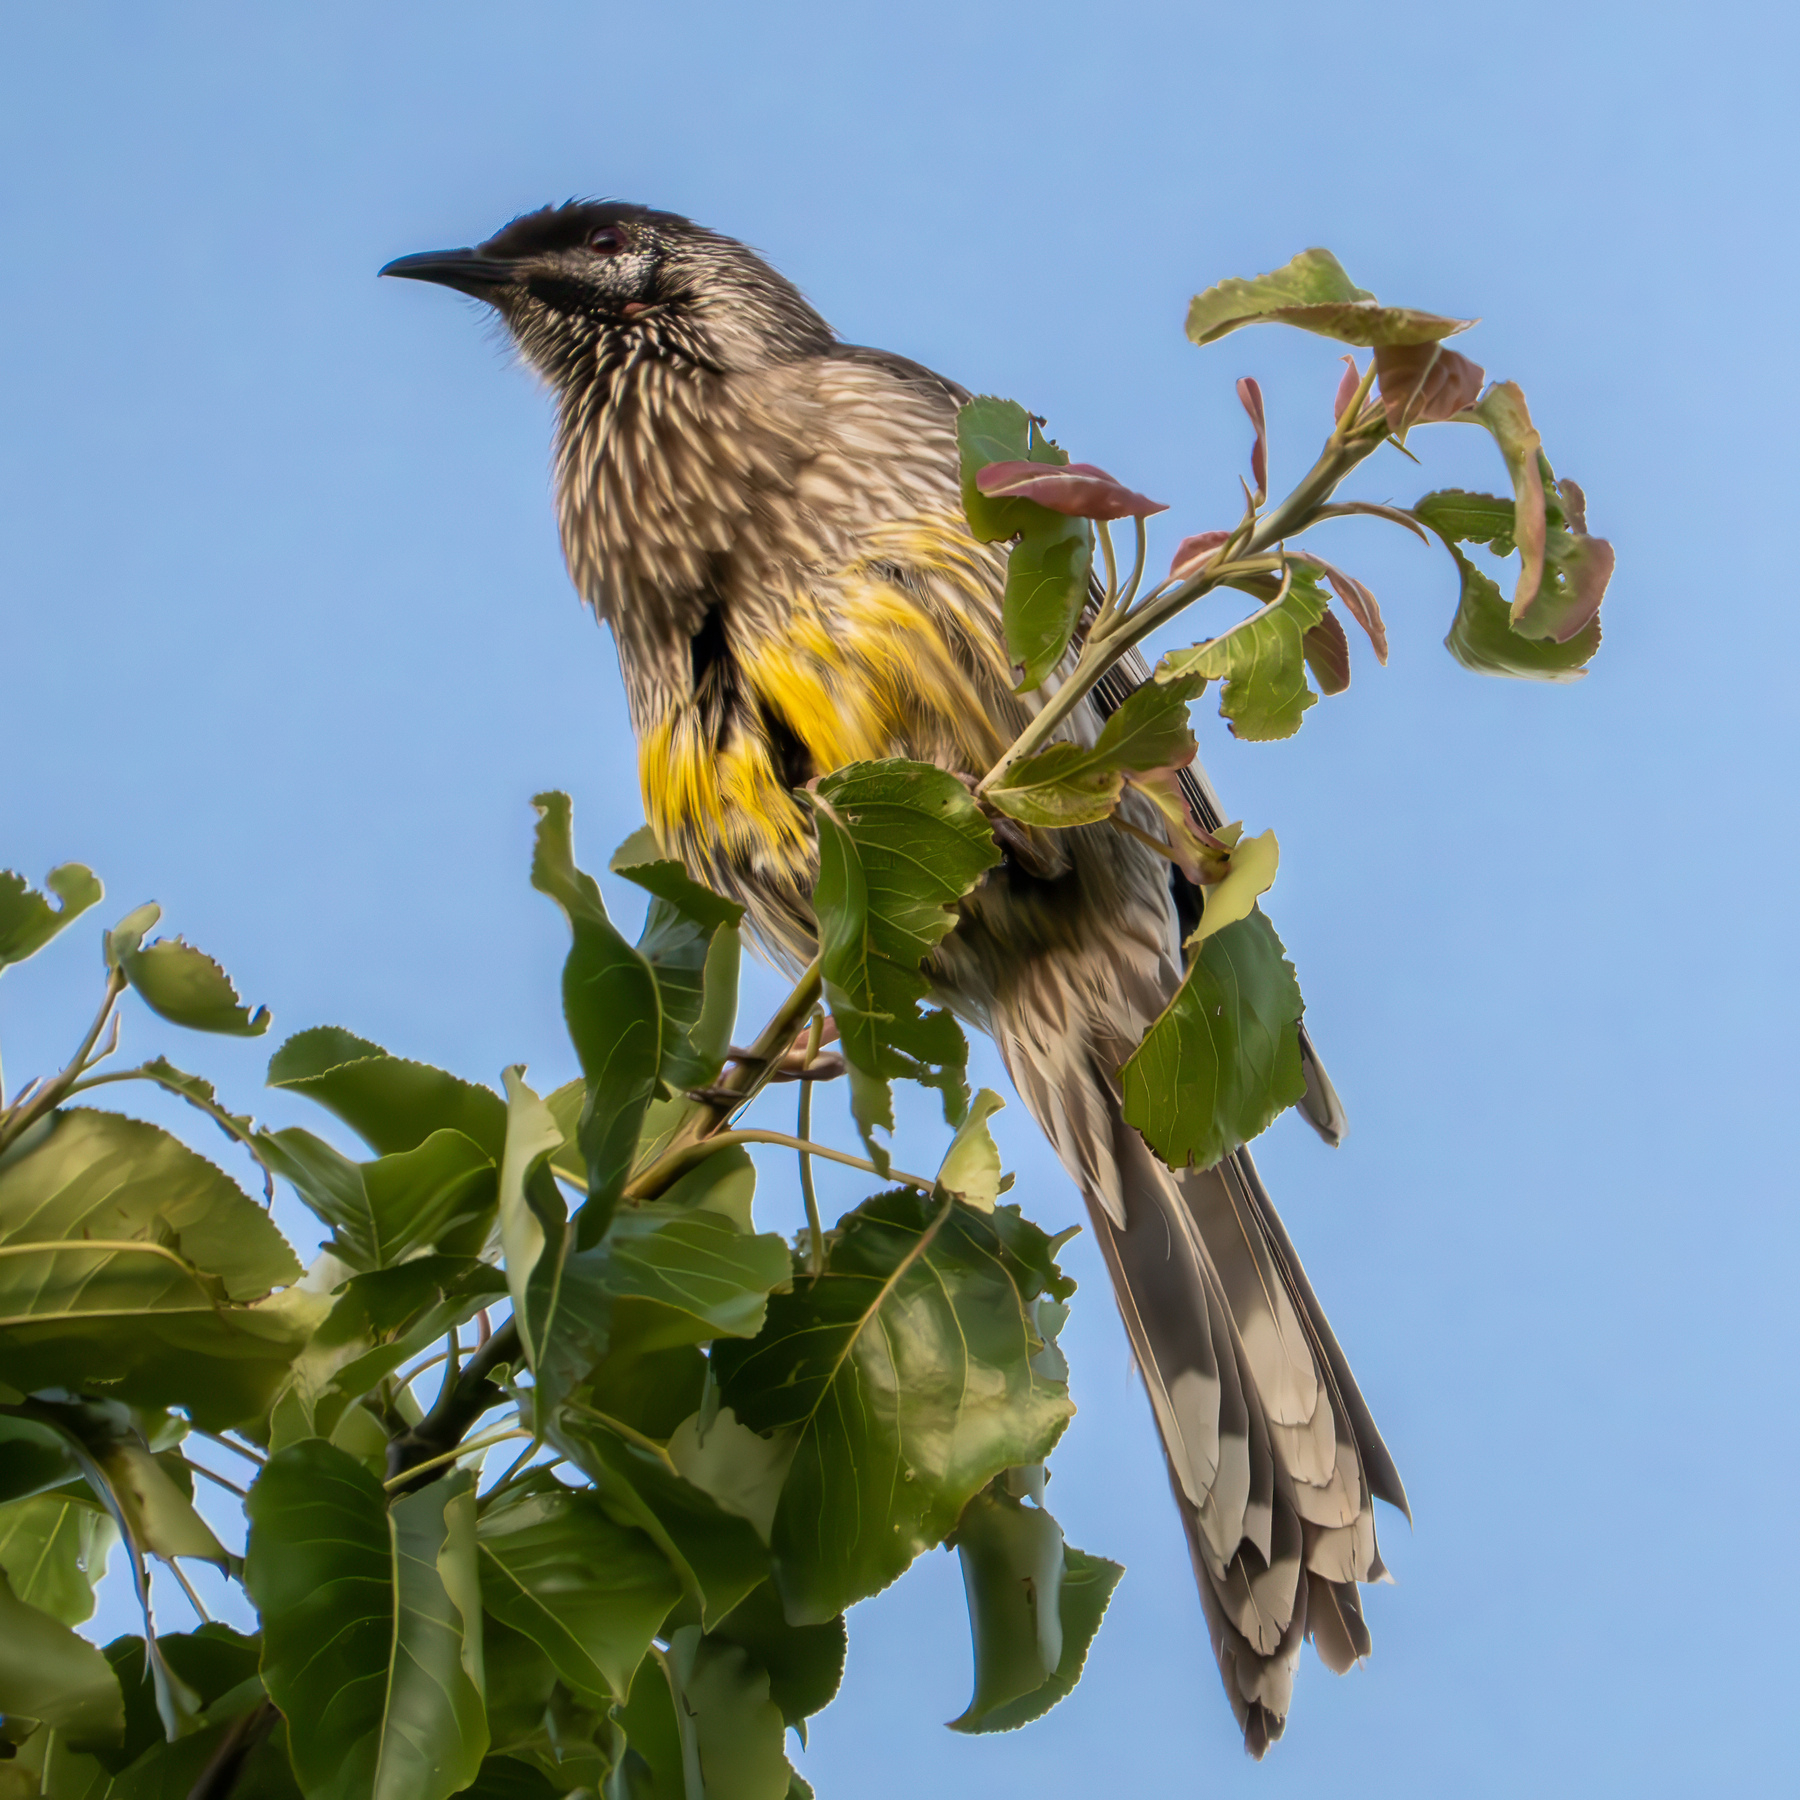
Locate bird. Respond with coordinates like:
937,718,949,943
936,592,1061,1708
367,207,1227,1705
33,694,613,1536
382,201,1408,1754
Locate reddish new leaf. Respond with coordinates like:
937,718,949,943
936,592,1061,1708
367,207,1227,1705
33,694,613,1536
1168,531,1228,581
1302,611,1352,696
1373,343,1485,432
1333,356,1362,423
1303,555,1389,665
975,461,1168,521
1237,377,1268,504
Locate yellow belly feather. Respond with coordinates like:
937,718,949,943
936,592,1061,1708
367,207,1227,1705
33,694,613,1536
640,520,1011,878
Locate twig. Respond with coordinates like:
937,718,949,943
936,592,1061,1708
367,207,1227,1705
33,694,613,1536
185,1697,279,1800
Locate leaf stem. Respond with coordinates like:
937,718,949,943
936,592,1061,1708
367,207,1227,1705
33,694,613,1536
380,1424,529,1490
627,956,825,1197
0,967,127,1155
1108,814,1183,865
165,1557,212,1623
1096,520,1119,621
974,418,1387,796
192,1428,265,1467
65,1063,277,1204
634,1127,936,1201
184,1459,250,1501
1119,516,1149,609
565,1401,683,1471
797,1009,826,1277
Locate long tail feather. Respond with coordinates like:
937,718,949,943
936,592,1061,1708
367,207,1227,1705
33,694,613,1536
995,988,1401,1753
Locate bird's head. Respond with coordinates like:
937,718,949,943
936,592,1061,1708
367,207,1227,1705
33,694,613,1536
380,201,832,386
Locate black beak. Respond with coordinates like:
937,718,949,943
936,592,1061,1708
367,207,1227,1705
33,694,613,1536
378,247,517,297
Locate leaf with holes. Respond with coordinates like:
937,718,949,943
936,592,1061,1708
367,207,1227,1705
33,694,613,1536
714,1190,1075,1622
1442,540,1600,680
1414,488,1603,679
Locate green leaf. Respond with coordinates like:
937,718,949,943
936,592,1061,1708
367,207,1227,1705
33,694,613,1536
984,675,1204,829
614,1653,687,1799
951,1542,1122,1734
94,1625,265,1778
96,1440,227,1568
0,866,102,973
708,1581,846,1738
0,1493,114,1626
497,1067,570,1379
1156,570,1331,742
0,1110,304,1427
478,1616,559,1757
553,1416,770,1629
501,1068,787,1421
714,1191,1075,1622
460,1756,564,1800
532,793,662,1236
955,397,1067,543
1186,248,1474,348
1460,385,1615,647
103,906,269,1036
935,1089,1008,1210
1003,514,1093,694
0,1414,84,1504
1443,541,1600,681
1120,911,1307,1171
613,839,746,1095
477,1477,682,1706
953,398,1093,690
244,1440,488,1800
269,1255,504,1447
809,763,1000,1167
948,1482,1065,1729
267,1028,508,1159
1412,488,1518,553
0,1567,123,1748
667,1407,799,1546
663,1623,794,1800
1415,489,1603,680
1187,828,1279,951
261,1125,496,1272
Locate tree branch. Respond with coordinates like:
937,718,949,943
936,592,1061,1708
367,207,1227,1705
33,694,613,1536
384,1317,521,1493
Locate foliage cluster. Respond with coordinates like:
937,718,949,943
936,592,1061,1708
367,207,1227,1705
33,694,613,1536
0,250,1608,1799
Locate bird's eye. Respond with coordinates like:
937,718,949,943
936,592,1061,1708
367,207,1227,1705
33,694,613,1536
586,227,625,256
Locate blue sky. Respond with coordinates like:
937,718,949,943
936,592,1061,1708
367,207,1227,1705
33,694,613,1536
3,2,1795,1794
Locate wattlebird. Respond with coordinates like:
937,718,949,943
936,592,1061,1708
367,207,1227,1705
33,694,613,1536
383,202,1407,1752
